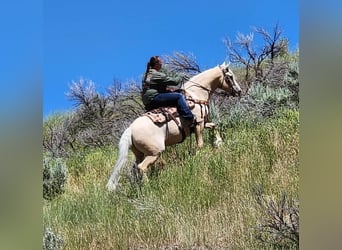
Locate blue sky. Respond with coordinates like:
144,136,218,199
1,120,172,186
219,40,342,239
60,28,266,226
44,0,299,117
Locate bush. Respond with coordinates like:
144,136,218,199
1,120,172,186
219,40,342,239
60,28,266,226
43,157,68,201
254,185,299,249
43,113,72,158
285,59,299,107
43,227,63,250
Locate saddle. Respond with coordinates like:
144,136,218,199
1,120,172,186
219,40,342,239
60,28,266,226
142,98,208,143
143,107,188,143
143,107,179,126
143,97,196,124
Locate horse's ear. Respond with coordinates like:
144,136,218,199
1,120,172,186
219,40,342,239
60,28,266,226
220,61,227,67
220,61,230,67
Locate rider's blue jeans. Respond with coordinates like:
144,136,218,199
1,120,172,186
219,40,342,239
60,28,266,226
149,92,194,120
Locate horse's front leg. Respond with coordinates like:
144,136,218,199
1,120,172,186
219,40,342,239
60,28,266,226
194,124,204,148
213,128,223,147
205,122,223,148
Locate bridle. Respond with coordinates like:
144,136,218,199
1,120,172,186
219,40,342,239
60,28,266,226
219,65,236,96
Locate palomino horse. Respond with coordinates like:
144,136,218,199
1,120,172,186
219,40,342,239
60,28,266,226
107,62,241,191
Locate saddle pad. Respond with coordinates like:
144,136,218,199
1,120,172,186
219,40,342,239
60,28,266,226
143,107,178,124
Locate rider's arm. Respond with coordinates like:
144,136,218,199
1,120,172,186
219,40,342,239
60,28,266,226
150,70,183,86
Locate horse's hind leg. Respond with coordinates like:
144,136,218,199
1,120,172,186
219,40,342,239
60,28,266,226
130,147,144,183
137,154,160,181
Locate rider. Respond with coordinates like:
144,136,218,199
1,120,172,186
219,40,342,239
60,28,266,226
141,55,195,125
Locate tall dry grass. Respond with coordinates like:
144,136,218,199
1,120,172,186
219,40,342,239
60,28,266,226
44,108,299,249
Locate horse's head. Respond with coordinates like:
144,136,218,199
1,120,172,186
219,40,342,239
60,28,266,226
219,62,242,97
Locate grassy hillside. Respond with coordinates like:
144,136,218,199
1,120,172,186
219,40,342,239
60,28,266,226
43,108,298,249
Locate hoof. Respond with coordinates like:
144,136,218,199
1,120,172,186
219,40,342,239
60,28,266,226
214,138,223,147
205,122,216,129
106,181,117,192
142,173,149,183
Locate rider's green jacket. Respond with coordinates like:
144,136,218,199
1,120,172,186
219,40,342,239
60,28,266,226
141,69,184,106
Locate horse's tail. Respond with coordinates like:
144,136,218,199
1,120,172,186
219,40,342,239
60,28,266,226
106,127,132,191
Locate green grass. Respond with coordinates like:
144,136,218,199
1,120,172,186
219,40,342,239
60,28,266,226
44,108,299,249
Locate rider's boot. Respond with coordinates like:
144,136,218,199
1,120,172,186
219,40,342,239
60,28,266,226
182,115,196,133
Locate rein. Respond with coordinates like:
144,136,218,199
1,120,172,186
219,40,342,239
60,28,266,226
184,79,213,95
183,66,227,97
